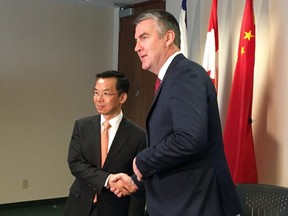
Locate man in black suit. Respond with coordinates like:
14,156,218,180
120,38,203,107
128,10,241,216
63,70,146,216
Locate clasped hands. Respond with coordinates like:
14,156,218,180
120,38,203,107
108,173,136,197
108,158,143,198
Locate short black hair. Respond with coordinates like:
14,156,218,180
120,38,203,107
96,70,129,94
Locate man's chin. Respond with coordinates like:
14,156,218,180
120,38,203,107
141,64,150,71
96,109,104,115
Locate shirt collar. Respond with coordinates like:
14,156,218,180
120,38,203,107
101,111,123,128
158,51,181,81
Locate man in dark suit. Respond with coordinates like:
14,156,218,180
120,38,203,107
130,9,242,216
63,70,146,216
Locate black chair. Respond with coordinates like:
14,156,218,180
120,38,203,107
236,183,288,216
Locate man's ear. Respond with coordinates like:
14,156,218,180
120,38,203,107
119,92,128,104
165,30,176,47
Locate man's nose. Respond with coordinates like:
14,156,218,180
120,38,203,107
134,40,141,53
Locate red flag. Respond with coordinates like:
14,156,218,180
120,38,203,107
224,0,257,184
203,0,218,90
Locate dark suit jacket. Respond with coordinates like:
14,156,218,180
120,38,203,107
136,54,242,216
63,115,146,216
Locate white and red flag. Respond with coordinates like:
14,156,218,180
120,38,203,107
202,0,218,90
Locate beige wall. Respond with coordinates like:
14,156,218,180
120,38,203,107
167,0,288,187
0,0,116,204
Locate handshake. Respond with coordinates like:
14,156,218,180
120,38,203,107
108,158,143,197
108,173,137,197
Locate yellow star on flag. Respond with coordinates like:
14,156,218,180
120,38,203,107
241,46,245,55
244,30,254,41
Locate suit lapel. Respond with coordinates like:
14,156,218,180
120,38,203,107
103,117,131,168
146,54,185,124
90,115,101,167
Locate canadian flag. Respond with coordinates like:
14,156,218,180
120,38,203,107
202,0,218,90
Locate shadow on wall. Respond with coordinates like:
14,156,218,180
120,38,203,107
253,0,278,184
217,0,233,129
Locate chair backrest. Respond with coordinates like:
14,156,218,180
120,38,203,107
236,184,288,216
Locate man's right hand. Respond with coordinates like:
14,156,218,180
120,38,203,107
108,173,138,197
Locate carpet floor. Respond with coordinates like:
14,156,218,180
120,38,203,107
0,198,66,216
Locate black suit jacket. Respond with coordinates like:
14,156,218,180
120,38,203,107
136,54,242,216
64,115,146,216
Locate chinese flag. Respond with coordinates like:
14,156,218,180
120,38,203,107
203,0,218,90
223,0,257,184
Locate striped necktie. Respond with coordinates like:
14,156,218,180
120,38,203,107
154,78,161,95
101,121,111,167
94,121,111,203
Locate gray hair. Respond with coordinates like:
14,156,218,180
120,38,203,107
134,9,181,49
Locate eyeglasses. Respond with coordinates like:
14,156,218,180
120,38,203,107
92,90,119,98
